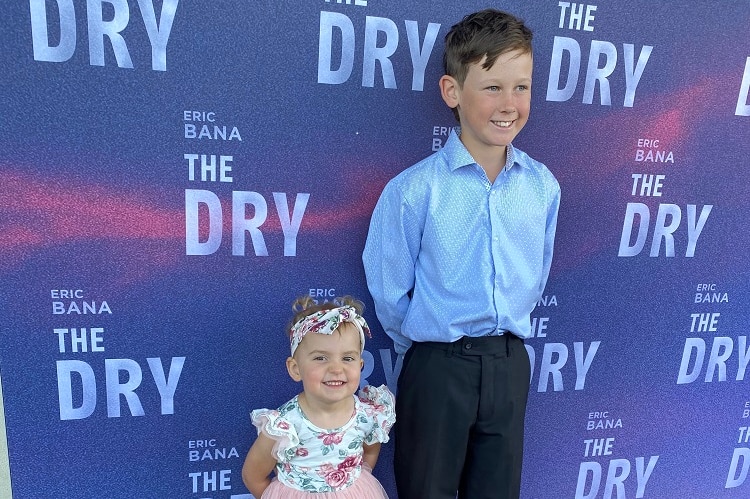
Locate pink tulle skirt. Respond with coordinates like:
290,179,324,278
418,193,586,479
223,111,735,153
260,469,388,498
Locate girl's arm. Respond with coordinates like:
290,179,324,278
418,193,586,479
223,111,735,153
362,442,382,471
242,433,278,498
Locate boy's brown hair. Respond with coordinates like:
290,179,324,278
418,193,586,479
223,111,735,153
443,9,533,115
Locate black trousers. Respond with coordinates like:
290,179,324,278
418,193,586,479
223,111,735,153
394,334,530,499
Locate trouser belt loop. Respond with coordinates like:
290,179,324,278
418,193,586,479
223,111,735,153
506,333,511,357
445,340,454,358
479,354,494,420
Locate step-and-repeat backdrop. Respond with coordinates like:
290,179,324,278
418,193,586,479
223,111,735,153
2,1,749,498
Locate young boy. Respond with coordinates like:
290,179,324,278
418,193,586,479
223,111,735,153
362,9,560,499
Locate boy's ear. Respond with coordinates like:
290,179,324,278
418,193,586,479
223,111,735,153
286,356,302,382
439,75,460,109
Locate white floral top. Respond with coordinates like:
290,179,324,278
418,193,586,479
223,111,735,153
251,385,395,493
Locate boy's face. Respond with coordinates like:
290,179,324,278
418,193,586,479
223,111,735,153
441,49,533,164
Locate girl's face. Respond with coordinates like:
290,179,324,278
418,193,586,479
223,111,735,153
286,322,363,409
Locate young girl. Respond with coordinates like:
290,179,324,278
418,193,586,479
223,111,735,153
242,296,395,498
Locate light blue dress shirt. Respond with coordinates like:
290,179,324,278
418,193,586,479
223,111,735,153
363,130,561,355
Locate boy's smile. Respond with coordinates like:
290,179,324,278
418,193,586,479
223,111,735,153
440,49,533,178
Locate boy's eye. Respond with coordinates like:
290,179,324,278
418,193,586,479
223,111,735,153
343,356,355,362
313,356,327,361
487,86,500,91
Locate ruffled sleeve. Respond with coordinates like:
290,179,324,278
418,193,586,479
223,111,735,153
251,408,299,462
357,384,396,445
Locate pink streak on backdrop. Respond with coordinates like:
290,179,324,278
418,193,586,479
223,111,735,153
0,167,388,275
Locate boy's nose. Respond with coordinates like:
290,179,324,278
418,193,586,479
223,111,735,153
497,92,516,111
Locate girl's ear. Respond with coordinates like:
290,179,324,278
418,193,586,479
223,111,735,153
286,356,302,382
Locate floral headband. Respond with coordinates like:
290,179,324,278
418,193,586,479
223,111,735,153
289,306,371,356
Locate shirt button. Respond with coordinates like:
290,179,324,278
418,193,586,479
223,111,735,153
465,342,472,350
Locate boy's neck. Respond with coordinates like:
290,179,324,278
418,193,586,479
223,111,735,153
459,135,508,183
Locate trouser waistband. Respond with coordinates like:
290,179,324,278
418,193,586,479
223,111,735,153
418,333,521,357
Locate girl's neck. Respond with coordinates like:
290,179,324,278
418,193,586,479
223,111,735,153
298,392,354,429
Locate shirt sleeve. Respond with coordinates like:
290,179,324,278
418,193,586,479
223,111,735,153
362,181,423,355
358,385,396,445
538,177,561,297
251,408,299,462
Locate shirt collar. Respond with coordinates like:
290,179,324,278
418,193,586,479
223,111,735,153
443,128,527,172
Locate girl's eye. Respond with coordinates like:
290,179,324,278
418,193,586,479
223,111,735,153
314,356,326,361
487,86,499,91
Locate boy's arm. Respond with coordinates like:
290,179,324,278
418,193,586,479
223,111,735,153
538,182,561,296
363,184,421,355
362,442,382,470
241,433,278,497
